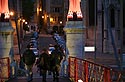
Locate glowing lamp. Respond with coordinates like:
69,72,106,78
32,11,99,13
10,11,14,16
42,16,44,18
22,19,25,22
50,17,53,22
5,12,10,19
39,8,42,12
25,22,28,24
67,0,83,21
60,21,62,24
0,0,10,19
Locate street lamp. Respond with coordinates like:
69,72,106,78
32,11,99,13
10,11,14,16
39,8,42,12
10,11,21,58
42,16,44,19
60,21,62,24
10,11,26,59
37,6,43,32
25,21,28,24
22,19,25,22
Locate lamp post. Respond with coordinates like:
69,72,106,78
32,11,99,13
37,7,43,32
10,11,24,59
94,0,97,61
119,0,124,81
15,14,21,59
20,18,26,39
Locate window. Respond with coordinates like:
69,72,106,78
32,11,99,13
110,7,115,28
88,0,96,26
123,0,125,28
53,17,56,21
51,0,62,5
55,7,60,13
58,16,63,21
51,7,61,13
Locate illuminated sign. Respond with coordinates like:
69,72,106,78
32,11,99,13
84,46,95,52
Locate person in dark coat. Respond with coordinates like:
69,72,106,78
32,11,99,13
50,45,63,82
39,48,50,82
22,45,36,82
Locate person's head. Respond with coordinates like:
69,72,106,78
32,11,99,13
27,44,31,49
54,45,59,50
41,48,48,54
42,48,47,52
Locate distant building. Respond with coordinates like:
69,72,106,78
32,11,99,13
33,0,68,34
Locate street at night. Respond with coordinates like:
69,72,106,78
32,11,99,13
0,0,125,82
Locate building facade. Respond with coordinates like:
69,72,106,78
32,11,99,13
34,0,68,34
34,0,125,55
83,0,125,55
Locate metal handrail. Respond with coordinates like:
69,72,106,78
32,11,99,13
68,56,121,82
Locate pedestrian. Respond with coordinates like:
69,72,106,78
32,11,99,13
32,31,39,39
50,45,63,82
10,59,18,78
35,57,41,73
38,48,50,82
22,45,36,82
58,46,66,76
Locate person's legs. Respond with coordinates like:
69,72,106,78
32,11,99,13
25,65,33,82
25,65,30,82
55,66,60,82
53,68,59,82
53,71,56,81
42,70,47,82
30,65,33,80
55,70,59,82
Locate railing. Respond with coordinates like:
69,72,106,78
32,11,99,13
0,57,10,82
68,56,121,82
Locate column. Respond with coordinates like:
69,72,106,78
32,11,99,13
0,22,14,60
64,21,85,59
0,22,14,80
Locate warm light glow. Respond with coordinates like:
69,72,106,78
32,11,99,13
78,79,83,82
19,18,22,21
22,19,25,22
67,0,83,19
37,8,39,12
0,0,10,19
60,21,62,24
25,22,28,24
42,16,44,18
5,12,10,19
50,18,53,22
10,11,14,16
39,8,42,11
37,7,42,12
